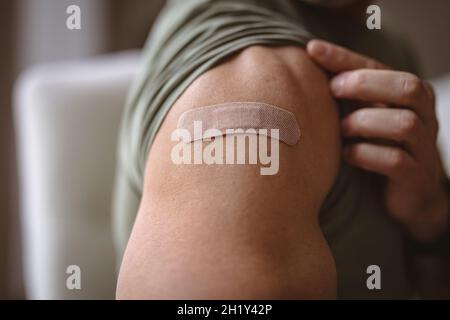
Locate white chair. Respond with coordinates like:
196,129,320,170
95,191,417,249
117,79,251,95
13,51,450,299
433,74,450,176
14,51,140,299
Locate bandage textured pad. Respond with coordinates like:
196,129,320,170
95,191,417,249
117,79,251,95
177,102,301,145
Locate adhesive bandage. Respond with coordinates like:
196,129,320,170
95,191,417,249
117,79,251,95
176,102,301,145
171,102,301,175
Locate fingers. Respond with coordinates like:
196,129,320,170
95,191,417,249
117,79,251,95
330,69,433,121
307,39,388,72
342,108,424,152
307,39,433,120
307,39,439,185
344,143,417,180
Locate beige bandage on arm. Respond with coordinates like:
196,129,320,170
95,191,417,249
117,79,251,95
176,102,301,145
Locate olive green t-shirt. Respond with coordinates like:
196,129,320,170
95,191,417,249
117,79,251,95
113,0,418,299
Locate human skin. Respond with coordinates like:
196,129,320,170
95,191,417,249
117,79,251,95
307,39,449,242
116,46,341,299
307,40,450,298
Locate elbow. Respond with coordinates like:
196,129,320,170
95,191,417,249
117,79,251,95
116,235,337,300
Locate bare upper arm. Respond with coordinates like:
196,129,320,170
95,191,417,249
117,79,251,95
116,45,341,299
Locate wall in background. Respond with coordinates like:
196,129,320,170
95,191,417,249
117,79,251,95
3,0,111,299
108,0,165,51
382,0,450,78
0,1,18,300
2,0,165,299
17,0,109,69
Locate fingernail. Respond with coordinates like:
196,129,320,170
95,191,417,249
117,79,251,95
309,41,327,57
331,75,346,95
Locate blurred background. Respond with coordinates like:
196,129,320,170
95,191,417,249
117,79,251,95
0,0,449,299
